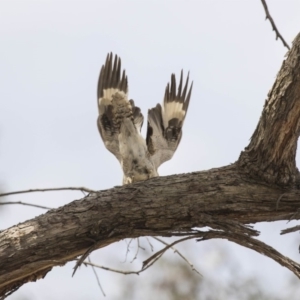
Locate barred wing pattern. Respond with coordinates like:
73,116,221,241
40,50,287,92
97,53,193,184
146,72,192,169
97,53,128,162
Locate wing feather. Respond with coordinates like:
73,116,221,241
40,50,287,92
146,71,193,170
97,53,144,162
129,99,144,132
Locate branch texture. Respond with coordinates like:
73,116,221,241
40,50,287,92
1,164,300,296
1,30,300,300
239,33,300,185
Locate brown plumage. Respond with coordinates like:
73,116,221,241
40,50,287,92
97,53,193,184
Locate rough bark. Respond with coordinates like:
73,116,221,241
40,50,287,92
239,33,300,185
1,164,300,296
1,33,300,299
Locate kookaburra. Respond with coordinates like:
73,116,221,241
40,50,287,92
97,53,193,185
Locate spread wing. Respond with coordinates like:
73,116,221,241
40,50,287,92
97,53,144,162
146,71,193,170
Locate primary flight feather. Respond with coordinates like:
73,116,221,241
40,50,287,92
97,53,193,185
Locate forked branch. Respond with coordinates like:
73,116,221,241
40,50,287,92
238,33,300,185
1,30,300,300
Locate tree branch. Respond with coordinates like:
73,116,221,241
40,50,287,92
239,33,300,185
1,167,300,296
87,256,106,297
1,29,300,300
197,230,300,278
152,237,202,276
0,187,96,198
260,0,290,50
142,235,201,270
281,224,300,235
0,201,51,210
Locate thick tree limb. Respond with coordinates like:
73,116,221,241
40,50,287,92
239,33,300,185
1,165,300,296
1,31,300,300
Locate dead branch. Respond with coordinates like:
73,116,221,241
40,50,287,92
146,237,154,252
80,260,142,275
152,237,202,276
142,235,200,270
87,256,105,296
122,238,134,263
260,0,290,50
0,187,96,198
130,238,141,263
78,237,195,276
83,226,300,281
281,225,300,235
197,230,300,278
0,201,51,210
1,30,300,300
1,165,300,297
79,253,159,276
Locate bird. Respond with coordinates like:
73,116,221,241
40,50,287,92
97,53,193,185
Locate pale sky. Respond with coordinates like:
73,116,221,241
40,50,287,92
1,1,300,299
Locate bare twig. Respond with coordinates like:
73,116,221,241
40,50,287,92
144,227,300,279
142,235,199,269
87,256,106,297
73,227,137,277
73,220,257,277
78,252,163,276
122,238,134,263
0,187,96,198
146,237,154,252
281,225,300,235
130,238,141,263
288,208,300,223
79,260,141,275
152,237,202,276
198,230,300,278
74,235,201,277
260,0,290,50
139,244,146,251
73,241,100,277
0,201,51,210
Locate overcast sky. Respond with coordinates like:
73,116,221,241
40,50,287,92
1,1,300,299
